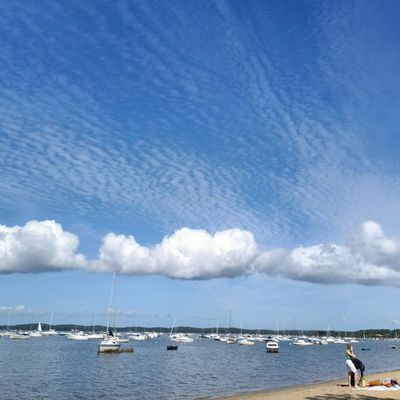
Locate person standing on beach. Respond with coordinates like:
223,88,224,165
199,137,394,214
345,344,358,387
352,357,366,386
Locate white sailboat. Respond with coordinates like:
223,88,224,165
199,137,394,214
42,313,58,336
30,322,43,337
167,319,179,350
98,272,121,353
169,319,194,343
86,314,104,339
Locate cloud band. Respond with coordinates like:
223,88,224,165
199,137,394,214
1,220,400,286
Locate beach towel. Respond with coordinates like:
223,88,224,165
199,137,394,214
361,386,400,391
360,379,400,391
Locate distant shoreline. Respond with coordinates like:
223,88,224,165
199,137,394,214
216,370,400,400
0,324,397,338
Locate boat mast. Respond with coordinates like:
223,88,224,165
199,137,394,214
7,311,11,331
106,272,116,334
49,312,53,330
169,318,176,336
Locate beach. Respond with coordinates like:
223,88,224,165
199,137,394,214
219,370,400,400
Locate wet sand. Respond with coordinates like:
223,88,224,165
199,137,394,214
218,370,400,400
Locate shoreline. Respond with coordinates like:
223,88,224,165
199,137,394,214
216,369,400,400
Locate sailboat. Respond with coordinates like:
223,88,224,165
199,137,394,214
167,318,178,350
86,314,104,339
30,322,43,337
42,313,58,336
169,318,194,344
98,273,121,353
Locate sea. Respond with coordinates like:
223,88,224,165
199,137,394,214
1,335,399,400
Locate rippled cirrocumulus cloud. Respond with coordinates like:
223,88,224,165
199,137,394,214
2,220,400,286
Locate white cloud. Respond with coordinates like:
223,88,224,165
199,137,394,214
2,219,400,287
253,221,400,286
94,227,258,279
0,220,86,273
0,305,36,315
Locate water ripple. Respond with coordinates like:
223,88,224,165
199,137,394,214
0,336,398,399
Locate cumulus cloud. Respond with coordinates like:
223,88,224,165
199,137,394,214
0,220,86,273
3,219,400,286
94,227,258,279
254,221,400,286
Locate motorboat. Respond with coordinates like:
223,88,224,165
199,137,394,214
42,329,58,336
85,332,104,339
237,338,255,346
10,332,30,340
292,338,313,346
129,333,147,341
171,334,194,343
67,331,89,341
114,335,129,344
266,340,279,353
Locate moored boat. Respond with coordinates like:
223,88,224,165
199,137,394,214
266,339,279,353
98,273,121,354
238,338,255,346
10,332,30,340
292,338,313,346
98,334,121,353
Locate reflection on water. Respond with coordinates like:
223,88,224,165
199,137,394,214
0,336,399,400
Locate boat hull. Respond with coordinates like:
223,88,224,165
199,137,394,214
98,343,121,353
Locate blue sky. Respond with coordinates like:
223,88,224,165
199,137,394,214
1,0,400,331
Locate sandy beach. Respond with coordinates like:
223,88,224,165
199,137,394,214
219,370,400,400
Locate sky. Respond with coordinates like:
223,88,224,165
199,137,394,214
1,0,400,331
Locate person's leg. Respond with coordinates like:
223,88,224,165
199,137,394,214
350,372,355,387
346,360,357,387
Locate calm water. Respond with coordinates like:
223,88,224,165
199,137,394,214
1,336,399,399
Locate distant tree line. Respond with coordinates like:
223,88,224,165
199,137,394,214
0,324,398,338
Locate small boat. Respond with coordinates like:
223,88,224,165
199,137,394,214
167,345,178,350
129,333,147,341
42,313,58,336
361,348,371,351
67,331,89,341
98,335,121,353
85,333,104,340
30,322,43,337
172,334,194,343
292,339,313,346
238,338,255,346
10,332,30,340
42,329,58,336
115,336,129,344
266,340,279,353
